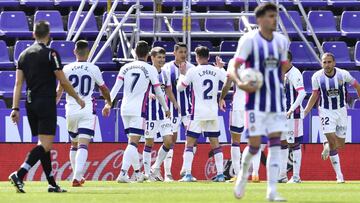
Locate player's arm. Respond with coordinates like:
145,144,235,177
176,63,189,92
110,74,124,104
56,83,63,104
304,90,319,117
154,85,170,113
54,70,84,108
219,67,232,111
353,82,360,98
165,86,179,110
99,85,111,106
345,71,360,98
10,69,24,124
287,72,306,118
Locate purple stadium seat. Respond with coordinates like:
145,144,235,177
140,11,168,33
19,100,26,108
354,41,360,66
279,11,305,37
347,71,360,98
89,0,115,7
88,41,116,70
0,41,14,69
68,11,99,38
102,71,123,99
153,41,175,51
163,0,183,6
220,41,238,64
329,0,360,7
299,0,327,7
49,41,76,64
225,0,257,7
0,0,20,7
0,11,32,38
289,42,320,69
239,15,256,32
0,71,25,98
21,0,55,7
57,100,66,108
13,40,34,65
171,11,201,32
192,0,225,6
0,99,6,108
302,71,315,94
353,99,360,109
341,11,360,38
55,0,82,6
307,11,341,38
191,41,214,63
122,0,153,6
94,100,105,109
205,11,235,32
103,11,135,33
34,11,66,38
322,41,355,69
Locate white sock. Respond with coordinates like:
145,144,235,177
152,145,169,169
69,146,77,172
329,151,343,179
121,143,138,173
267,139,281,196
193,145,197,155
292,145,302,178
213,147,224,175
236,145,258,181
231,143,241,175
279,145,289,179
74,144,88,181
183,147,194,175
164,148,173,176
252,148,261,177
143,146,152,176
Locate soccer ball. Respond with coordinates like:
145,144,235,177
239,68,264,89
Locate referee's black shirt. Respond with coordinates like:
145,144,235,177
17,42,63,97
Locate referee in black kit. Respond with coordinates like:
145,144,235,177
9,20,85,193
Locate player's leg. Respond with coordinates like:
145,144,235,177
143,121,156,180
251,144,263,183
278,136,289,183
288,119,303,183
66,114,79,182
69,138,78,173
229,110,244,182
164,117,178,181
73,136,91,186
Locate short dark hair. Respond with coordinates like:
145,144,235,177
34,20,50,39
75,40,89,57
322,52,336,61
174,42,187,51
255,2,278,18
150,46,166,57
135,41,150,58
195,46,209,59
287,51,292,62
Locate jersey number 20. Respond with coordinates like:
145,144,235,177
69,74,92,96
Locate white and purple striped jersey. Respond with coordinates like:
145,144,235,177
312,68,356,110
146,69,170,121
163,61,195,117
235,30,289,113
178,65,227,120
284,66,304,119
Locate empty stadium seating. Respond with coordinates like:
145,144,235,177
67,11,99,38
307,11,341,38
49,41,76,64
289,42,320,69
0,40,14,69
0,11,32,38
34,11,66,38
322,41,354,69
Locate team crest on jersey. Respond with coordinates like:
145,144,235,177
327,88,339,98
264,55,279,69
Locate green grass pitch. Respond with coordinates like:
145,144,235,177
1,181,359,203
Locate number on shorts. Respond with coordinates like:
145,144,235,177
130,73,140,93
249,112,256,123
172,117,177,124
146,122,155,130
321,117,330,125
203,79,213,100
69,74,92,96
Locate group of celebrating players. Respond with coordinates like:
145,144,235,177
8,2,360,202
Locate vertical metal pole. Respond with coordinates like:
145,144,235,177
244,0,249,16
107,0,111,13
67,0,86,41
135,0,140,44
72,0,98,42
186,0,191,62
182,0,186,44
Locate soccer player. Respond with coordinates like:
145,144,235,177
163,42,195,182
102,41,170,183
56,40,112,187
9,21,84,193
304,53,360,183
141,47,177,181
278,51,306,184
231,3,290,201
177,46,227,182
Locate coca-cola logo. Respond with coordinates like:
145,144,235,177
204,157,232,180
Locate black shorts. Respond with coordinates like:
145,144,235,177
26,97,57,136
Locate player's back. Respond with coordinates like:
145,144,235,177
120,60,157,117
63,62,104,114
188,65,226,120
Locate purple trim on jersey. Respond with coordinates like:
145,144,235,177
79,144,88,150
142,84,151,118
126,128,145,136
186,85,192,115
249,145,260,155
170,65,179,117
285,82,291,111
70,146,78,151
187,131,201,138
68,131,78,139
180,91,186,116
330,149,338,156
230,125,244,133
144,145,152,153
268,137,281,147
92,97,96,115
293,88,301,119
190,87,195,120
329,77,338,110
151,96,157,120
78,128,94,136
337,73,345,108
203,131,220,137
162,145,170,152
320,75,329,109
269,71,277,112
213,147,222,154
185,146,194,152
257,36,267,111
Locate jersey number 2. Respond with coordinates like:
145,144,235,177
69,75,91,96
203,79,213,100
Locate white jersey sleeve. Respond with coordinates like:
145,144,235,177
219,68,227,82
289,68,304,90
343,69,356,85
91,65,105,87
311,72,320,91
234,33,253,61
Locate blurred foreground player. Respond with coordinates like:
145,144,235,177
9,20,85,193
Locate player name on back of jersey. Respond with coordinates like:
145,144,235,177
123,63,150,78
70,65,90,71
198,69,217,77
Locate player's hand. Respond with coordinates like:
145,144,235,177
76,98,85,109
214,56,225,69
179,62,187,75
304,109,310,117
286,110,293,119
219,99,226,112
237,81,257,93
149,93,156,100
102,104,111,117
10,110,20,124
174,102,180,110
165,110,171,118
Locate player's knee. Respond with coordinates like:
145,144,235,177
145,139,154,147
40,143,52,152
231,133,241,143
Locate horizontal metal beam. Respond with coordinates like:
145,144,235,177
125,32,244,38
114,12,255,19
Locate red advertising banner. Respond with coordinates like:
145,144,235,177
1,143,360,181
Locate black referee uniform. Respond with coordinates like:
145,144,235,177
17,42,62,136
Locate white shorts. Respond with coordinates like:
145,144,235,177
245,110,288,137
319,107,347,139
229,110,245,134
281,119,303,143
144,119,173,139
67,113,96,141
187,119,220,138
122,116,146,137
171,115,190,133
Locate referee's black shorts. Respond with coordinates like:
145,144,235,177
26,97,57,136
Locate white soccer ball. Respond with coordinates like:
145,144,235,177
239,68,264,89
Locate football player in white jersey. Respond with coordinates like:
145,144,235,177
304,53,360,183
163,42,195,181
278,51,306,184
102,41,170,183
231,3,290,201
141,47,177,181
177,46,227,182
56,40,112,187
